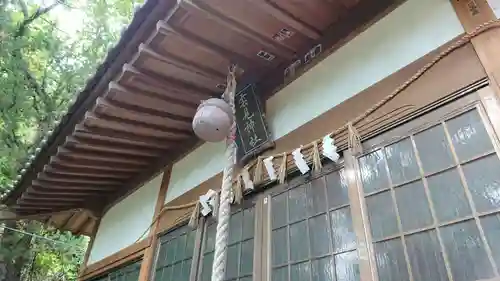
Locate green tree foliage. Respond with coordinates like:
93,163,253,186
1,222,89,281
0,0,140,280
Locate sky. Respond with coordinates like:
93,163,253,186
36,0,87,36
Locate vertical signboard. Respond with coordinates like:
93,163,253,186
234,84,274,163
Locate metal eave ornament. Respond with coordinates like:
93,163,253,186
192,98,234,142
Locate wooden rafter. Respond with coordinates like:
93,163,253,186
43,169,129,180
65,136,163,158
139,43,226,81
32,180,117,190
180,0,295,57
73,127,171,150
49,157,142,173
121,63,217,99
94,99,190,132
157,22,262,70
83,113,192,140
56,147,151,166
246,0,321,39
37,174,123,186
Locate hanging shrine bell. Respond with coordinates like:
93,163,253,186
192,98,233,142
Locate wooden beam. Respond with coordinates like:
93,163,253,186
21,193,85,202
47,212,72,229
0,206,18,220
133,49,226,95
33,180,116,190
80,218,101,275
148,28,229,77
139,43,226,81
10,205,54,211
121,63,217,99
64,212,92,236
181,0,296,57
156,22,259,71
12,206,88,217
339,0,361,9
83,113,192,141
74,126,173,150
93,101,193,138
246,0,321,39
65,136,163,158
47,164,133,178
50,157,140,173
106,82,197,119
37,173,123,186
451,0,500,95
94,98,192,132
57,212,77,231
16,201,78,208
44,169,129,180
78,215,98,236
138,167,171,281
29,186,112,196
55,154,146,170
17,199,81,207
57,147,151,166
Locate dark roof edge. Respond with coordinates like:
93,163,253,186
4,0,174,205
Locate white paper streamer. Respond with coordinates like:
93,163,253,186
199,189,217,217
241,168,254,191
292,147,310,174
322,135,340,162
263,156,277,180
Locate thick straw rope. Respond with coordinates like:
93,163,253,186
212,67,237,281
134,201,197,243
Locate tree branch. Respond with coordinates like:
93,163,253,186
14,2,60,38
16,0,29,19
10,1,61,114
0,94,23,149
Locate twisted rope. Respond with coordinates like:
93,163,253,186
211,67,237,281
134,201,197,243
333,18,500,136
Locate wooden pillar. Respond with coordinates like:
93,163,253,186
79,218,101,275
451,0,500,94
137,168,172,281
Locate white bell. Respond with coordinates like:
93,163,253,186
193,98,233,142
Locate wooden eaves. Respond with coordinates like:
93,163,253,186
1,0,404,236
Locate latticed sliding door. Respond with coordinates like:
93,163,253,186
268,166,360,281
357,92,500,281
198,203,257,281
154,225,198,281
150,87,500,281
91,260,142,281
109,261,142,281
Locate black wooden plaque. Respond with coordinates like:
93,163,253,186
235,84,274,163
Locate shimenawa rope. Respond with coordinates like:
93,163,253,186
211,66,237,281
243,18,500,170
133,17,500,264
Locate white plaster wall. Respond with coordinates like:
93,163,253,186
167,142,226,202
165,0,465,203
87,173,163,265
487,0,500,18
